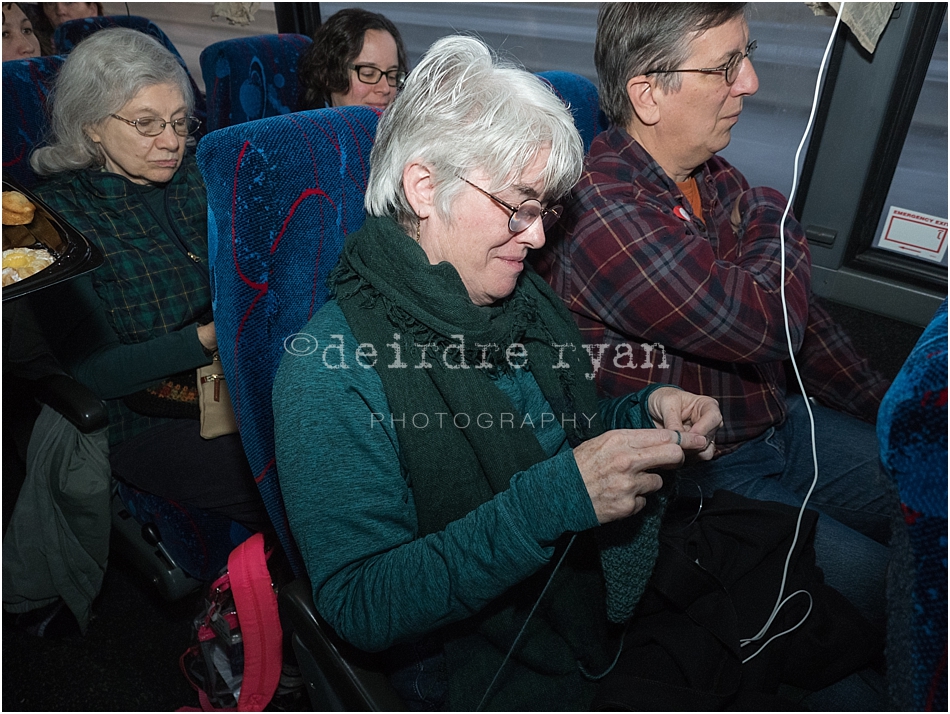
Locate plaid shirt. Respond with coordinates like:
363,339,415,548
35,155,211,443
536,126,889,451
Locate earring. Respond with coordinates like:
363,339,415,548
415,219,421,244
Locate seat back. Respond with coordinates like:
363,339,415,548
877,298,948,712
52,15,207,129
200,34,313,133
537,70,608,153
196,106,382,575
2,55,66,189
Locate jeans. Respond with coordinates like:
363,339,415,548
679,396,898,624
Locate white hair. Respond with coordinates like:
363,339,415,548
364,35,583,229
30,28,194,176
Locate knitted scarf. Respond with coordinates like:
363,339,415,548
332,215,660,710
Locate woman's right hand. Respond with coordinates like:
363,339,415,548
573,429,706,524
196,321,217,353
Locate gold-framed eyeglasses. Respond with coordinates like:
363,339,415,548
459,176,562,233
111,114,201,137
348,64,406,89
646,40,756,86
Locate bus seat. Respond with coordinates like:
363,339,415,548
52,15,207,133
199,33,312,133
536,70,609,153
196,104,396,709
877,298,948,711
2,55,65,189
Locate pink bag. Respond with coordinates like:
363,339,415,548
179,533,282,711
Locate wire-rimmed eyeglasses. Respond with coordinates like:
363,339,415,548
348,64,407,89
459,176,562,233
110,114,201,137
646,40,757,86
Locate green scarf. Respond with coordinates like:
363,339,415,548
332,215,658,710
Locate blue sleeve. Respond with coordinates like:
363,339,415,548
273,302,599,652
599,383,674,429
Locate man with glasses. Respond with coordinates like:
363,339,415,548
537,6,894,705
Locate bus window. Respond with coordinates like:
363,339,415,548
870,14,948,269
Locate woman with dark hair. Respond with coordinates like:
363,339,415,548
2,2,41,60
298,7,408,110
31,2,102,54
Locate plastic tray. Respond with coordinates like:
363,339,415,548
2,177,103,302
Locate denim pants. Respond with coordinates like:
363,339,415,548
679,396,898,625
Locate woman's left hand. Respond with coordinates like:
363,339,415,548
647,387,722,460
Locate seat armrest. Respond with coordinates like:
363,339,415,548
32,373,108,433
280,578,406,711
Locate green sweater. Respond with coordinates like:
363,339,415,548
273,301,659,687
31,156,212,445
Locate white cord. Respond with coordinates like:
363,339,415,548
740,3,846,656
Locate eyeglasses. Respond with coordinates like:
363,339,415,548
110,114,201,137
348,64,406,89
646,40,756,86
459,176,562,233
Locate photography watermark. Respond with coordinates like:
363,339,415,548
283,332,668,380
370,411,599,431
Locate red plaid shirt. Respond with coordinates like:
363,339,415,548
535,126,889,451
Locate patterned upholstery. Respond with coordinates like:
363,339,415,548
537,70,608,153
196,106,382,575
2,55,65,188
878,298,948,711
116,483,251,582
52,15,207,130
200,34,312,133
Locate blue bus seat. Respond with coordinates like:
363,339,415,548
877,298,948,711
200,33,312,133
2,55,66,189
537,70,608,153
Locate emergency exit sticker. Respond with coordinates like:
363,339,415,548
876,207,948,264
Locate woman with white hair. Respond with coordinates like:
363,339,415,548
273,35,720,710
29,28,267,533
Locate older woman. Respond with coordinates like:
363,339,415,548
29,29,267,531
2,2,41,61
297,7,408,110
274,36,719,710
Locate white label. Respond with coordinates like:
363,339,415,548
875,207,948,264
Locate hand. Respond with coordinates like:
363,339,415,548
731,191,744,234
647,387,721,461
573,428,708,524
196,321,217,353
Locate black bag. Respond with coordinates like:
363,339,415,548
592,491,883,711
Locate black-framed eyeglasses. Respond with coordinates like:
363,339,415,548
348,64,406,89
646,40,757,86
459,176,562,233
110,114,201,137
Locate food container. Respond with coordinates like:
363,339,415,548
2,178,103,301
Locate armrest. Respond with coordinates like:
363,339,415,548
279,578,406,712
31,373,108,433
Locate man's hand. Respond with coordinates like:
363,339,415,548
573,428,707,524
647,387,721,460
730,190,745,234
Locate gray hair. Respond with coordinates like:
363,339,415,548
30,27,194,176
364,35,583,229
597,3,747,128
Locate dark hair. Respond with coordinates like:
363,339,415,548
596,2,746,128
297,8,407,110
30,2,103,54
